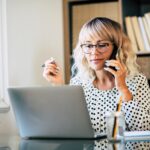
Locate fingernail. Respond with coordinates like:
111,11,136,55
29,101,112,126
56,66,59,70
49,57,56,64
50,57,55,61
105,63,109,66
115,66,120,70
104,67,108,70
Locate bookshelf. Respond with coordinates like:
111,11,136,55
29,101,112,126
63,0,150,83
122,0,150,53
121,0,150,85
122,0,150,28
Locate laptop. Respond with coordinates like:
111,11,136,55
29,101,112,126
7,85,106,140
19,139,95,150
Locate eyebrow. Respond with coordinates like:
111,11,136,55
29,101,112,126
84,40,106,43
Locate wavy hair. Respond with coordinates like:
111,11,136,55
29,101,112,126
72,17,139,81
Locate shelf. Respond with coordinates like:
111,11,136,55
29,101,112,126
136,51,150,56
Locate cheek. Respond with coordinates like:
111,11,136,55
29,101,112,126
105,49,114,60
106,53,112,60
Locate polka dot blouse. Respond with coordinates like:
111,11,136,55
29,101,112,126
70,73,150,149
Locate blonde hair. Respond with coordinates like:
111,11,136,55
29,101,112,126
73,17,139,81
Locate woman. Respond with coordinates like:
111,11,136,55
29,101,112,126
43,17,150,149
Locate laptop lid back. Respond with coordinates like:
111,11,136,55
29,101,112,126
8,85,94,139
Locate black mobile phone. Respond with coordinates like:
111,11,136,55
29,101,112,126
106,45,118,71
109,45,118,60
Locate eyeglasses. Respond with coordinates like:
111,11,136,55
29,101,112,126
80,42,113,54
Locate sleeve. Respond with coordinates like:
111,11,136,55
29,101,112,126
121,74,150,131
69,76,83,86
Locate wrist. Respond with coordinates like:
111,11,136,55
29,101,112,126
119,87,133,102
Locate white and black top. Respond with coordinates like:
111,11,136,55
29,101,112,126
70,73,150,149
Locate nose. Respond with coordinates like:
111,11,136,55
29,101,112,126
90,46,100,54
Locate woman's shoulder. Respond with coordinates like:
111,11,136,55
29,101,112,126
70,75,91,86
131,73,147,81
125,73,149,94
127,73,148,85
70,75,83,85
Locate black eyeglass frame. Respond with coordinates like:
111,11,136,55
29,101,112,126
80,42,114,54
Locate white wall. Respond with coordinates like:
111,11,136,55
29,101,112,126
0,0,64,135
7,0,64,86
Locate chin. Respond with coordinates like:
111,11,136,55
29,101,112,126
90,65,104,71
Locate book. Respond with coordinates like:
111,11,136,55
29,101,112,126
144,12,150,30
131,16,145,51
143,16,150,45
138,17,150,51
125,17,138,52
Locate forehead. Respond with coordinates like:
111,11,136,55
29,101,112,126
80,33,103,44
84,39,109,44
79,26,111,44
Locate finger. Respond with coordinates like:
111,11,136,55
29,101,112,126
43,66,56,77
43,58,56,67
45,63,58,70
45,61,56,67
105,62,120,71
46,68,58,76
104,67,117,76
105,60,124,70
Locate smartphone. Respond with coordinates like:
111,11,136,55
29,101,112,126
106,45,118,71
109,45,118,60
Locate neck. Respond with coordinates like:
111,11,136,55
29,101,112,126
94,70,115,90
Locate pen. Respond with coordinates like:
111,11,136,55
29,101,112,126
41,64,45,67
41,57,56,68
112,96,122,139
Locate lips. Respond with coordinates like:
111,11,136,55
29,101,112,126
90,58,104,63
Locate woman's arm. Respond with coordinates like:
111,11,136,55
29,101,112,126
122,75,150,131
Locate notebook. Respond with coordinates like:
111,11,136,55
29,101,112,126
8,85,106,140
124,131,150,141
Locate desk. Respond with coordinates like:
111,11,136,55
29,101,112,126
0,135,150,150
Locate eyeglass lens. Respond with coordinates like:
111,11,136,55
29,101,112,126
81,42,112,54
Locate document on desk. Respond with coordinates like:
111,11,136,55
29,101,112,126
124,131,150,141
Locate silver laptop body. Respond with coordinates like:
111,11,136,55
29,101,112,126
8,85,106,139
20,139,95,150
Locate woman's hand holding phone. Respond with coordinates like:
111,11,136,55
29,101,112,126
42,57,64,85
104,59,126,89
104,48,127,91
104,60,132,101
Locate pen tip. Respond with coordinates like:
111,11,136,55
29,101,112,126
42,64,45,67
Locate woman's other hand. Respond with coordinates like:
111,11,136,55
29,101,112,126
42,58,64,85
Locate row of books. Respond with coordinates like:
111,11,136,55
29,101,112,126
125,12,150,53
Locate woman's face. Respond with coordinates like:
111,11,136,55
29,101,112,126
82,37,114,71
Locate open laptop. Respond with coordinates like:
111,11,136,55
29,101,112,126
7,85,106,140
19,139,95,150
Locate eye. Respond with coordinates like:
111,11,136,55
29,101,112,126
85,44,93,48
97,43,109,48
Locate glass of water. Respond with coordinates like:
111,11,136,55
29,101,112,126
105,111,125,142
